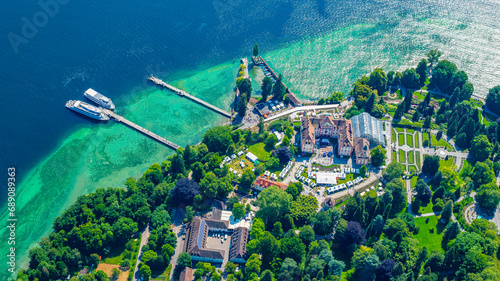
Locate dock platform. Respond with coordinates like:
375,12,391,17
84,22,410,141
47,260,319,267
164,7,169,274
102,109,181,150
148,75,232,118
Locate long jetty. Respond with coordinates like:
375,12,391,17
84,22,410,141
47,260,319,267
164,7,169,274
102,109,181,150
148,75,232,118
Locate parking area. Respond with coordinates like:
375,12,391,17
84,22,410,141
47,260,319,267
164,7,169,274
206,231,232,268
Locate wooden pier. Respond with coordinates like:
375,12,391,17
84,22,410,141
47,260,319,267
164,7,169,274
148,75,232,118
102,109,181,150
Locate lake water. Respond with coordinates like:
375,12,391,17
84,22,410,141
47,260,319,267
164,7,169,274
1,0,500,278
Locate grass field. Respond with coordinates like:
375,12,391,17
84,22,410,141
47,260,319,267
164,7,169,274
393,150,397,161
459,160,471,176
396,127,405,133
399,150,406,163
431,135,453,150
423,132,429,146
415,133,420,148
415,91,426,100
440,158,455,168
336,173,355,185
407,134,414,147
407,128,415,134
409,165,417,174
392,131,396,143
411,176,418,188
420,201,434,214
103,238,140,265
408,151,414,164
416,151,421,168
398,133,405,146
414,216,445,253
248,142,271,161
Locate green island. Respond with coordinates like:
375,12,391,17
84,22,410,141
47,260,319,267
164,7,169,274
15,48,500,281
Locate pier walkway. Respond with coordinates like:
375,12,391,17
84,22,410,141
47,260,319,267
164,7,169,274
148,75,232,118
102,109,181,150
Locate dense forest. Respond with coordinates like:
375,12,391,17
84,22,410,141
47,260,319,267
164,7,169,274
16,51,500,281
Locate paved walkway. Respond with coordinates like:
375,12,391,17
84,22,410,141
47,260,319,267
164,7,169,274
133,225,150,281
264,102,352,122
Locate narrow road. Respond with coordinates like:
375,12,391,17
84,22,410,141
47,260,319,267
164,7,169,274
133,224,150,281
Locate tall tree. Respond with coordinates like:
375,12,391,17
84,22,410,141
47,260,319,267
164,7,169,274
426,49,443,67
440,200,453,224
370,145,387,167
238,93,247,117
261,76,273,101
368,68,388,95
253,44,259,57
416,58,428,85
273,74,287,101
471,135,493,162
486,85,500,115
365,92,376,113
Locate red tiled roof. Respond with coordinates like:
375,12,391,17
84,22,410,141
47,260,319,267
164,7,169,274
254,177,288,190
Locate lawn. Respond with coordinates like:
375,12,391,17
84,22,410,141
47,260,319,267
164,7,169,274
248,143,271,161
408,151,414,164
396,127,405,133
102,238,140,265
479,110,491,126
459,160,471,176
398,133,405,146
423,132,429,146
392,150,397,161
407,128,415,134
420,201,434,214
392,131,396,143
415,91,426,100
410,176,418,188
415,133,420,148
396,89,403,99
406,134,414,147
408,165,417,174
416,151,421,168
399,150,406,163
336,173,355,185
431,135,453,151
440,158,455,168
229,155,256,175
414,216,445,253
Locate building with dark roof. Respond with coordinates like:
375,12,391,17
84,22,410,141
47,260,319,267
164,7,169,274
286,92,301,106
184,217,226,263
179,267,194,281
229,227,250,264
205,219,229,231
354,138,371,165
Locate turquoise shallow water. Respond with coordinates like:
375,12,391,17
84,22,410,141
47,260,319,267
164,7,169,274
2,1,500,279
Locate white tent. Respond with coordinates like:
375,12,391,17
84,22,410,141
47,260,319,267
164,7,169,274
316,172,337,185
